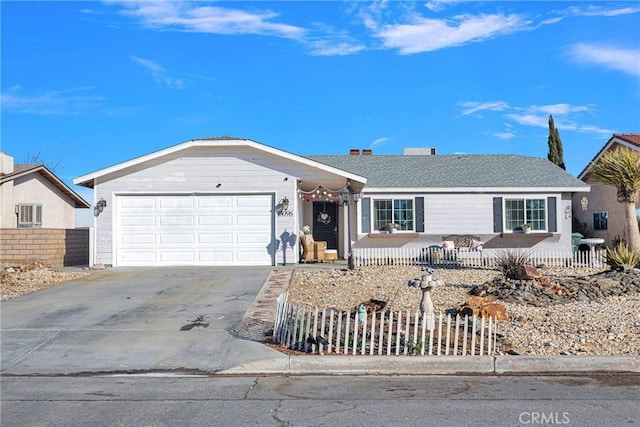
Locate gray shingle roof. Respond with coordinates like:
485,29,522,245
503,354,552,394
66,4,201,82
306,154,587,189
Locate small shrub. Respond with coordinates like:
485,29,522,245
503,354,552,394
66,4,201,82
605,243,640,270
495,249,533,279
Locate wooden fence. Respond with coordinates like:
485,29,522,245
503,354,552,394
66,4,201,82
352,247,606,269
273,294,500,356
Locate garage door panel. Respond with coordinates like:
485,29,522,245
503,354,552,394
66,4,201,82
159,234,194,244
121,234,156,245
198,215,232,226
117,194,274,266
119,251,157,264
159,197,193,209
236,197,271,208
121,198,155,209
122,216,156,227
198,251,234,263
159,216,193,226
198,197,232,208
159,252,195,263
236,251,271,262
236,214,271,226
237,233,271,244
198,233,233,244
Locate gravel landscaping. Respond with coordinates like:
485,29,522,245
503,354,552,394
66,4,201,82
287,265,640,356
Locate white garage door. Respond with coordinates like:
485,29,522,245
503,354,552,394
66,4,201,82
116,194,274,266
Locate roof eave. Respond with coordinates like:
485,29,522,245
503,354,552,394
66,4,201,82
363,186,590,193
578,135,640,180
73,138,367,188
2,165,91,208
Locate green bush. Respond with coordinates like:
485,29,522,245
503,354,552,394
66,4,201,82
605,243,640,271
495,249,533,279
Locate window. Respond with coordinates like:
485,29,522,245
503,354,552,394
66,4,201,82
593,212,608,231
17,204,43,228
504,198,546,231
373,199,414,231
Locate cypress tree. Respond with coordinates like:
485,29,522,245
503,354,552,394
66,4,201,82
547,114,566,170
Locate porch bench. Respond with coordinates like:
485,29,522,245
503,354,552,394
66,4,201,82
442,235,484,262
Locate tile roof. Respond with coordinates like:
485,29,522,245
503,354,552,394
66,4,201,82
614,133,640,146
307,154,587,189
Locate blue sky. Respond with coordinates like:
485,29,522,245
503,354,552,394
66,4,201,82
2,1,639,209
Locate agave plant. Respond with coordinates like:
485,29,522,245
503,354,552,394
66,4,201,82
605,243,640,271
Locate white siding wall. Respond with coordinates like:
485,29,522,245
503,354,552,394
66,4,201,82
93,146,341,265
355,192,572,252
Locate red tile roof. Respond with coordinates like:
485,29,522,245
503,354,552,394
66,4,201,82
614,133,640,146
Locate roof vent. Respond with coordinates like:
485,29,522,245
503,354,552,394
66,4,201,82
403,147,436,155
349,149,360,155
362,149,373,155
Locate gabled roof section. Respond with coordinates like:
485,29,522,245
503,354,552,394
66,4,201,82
0,164,91,208
73,137,367,188
307,154,588,192
578,133,640,180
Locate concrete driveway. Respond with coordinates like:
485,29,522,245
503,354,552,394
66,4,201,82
1,267,288,375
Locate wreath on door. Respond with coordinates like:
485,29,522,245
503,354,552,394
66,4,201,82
317,211,332,225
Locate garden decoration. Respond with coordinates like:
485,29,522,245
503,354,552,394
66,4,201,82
407,267,443,330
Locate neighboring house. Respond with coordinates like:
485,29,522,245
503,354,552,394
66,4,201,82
0,152,91,266
0,152,90,228
572,133,640,247
73,137,588,267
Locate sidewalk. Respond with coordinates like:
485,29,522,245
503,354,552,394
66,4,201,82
224,265,640,376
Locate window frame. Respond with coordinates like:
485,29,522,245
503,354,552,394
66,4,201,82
17,203,43,228
504,197,547,232
371,198,415,232
593,211,608,231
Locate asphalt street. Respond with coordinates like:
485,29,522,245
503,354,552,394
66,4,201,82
2,374,638,426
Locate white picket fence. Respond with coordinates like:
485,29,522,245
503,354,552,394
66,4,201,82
273,294,500,356
352,247,606,269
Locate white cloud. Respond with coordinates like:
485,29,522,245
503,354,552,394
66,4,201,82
307,40,366,56
305,26,367,56
374,13,526,54
370,137,390,148
458,101,611,138
567,5,640,17
110,1,305,39
458,101,510,117
493,131,516,140
1,87,104,115
524,103,592,115
505,113,548,128
130,56,185,89
569,44,640,78
424,0,458,12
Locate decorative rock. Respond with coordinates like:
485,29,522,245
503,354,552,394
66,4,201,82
457,296,509,321
513,264,543,280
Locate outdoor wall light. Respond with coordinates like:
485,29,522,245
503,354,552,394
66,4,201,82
94,198,107,217
278,196,293,217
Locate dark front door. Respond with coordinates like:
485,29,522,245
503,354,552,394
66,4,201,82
312,201,338,249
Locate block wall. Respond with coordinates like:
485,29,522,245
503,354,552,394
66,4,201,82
0,228,89,267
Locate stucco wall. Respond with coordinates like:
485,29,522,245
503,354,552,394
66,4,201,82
573,183,635,246
11,174,76,229
0,228,89,267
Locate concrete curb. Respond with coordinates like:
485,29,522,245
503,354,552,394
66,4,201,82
220,355,640,376
495,355,640,374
